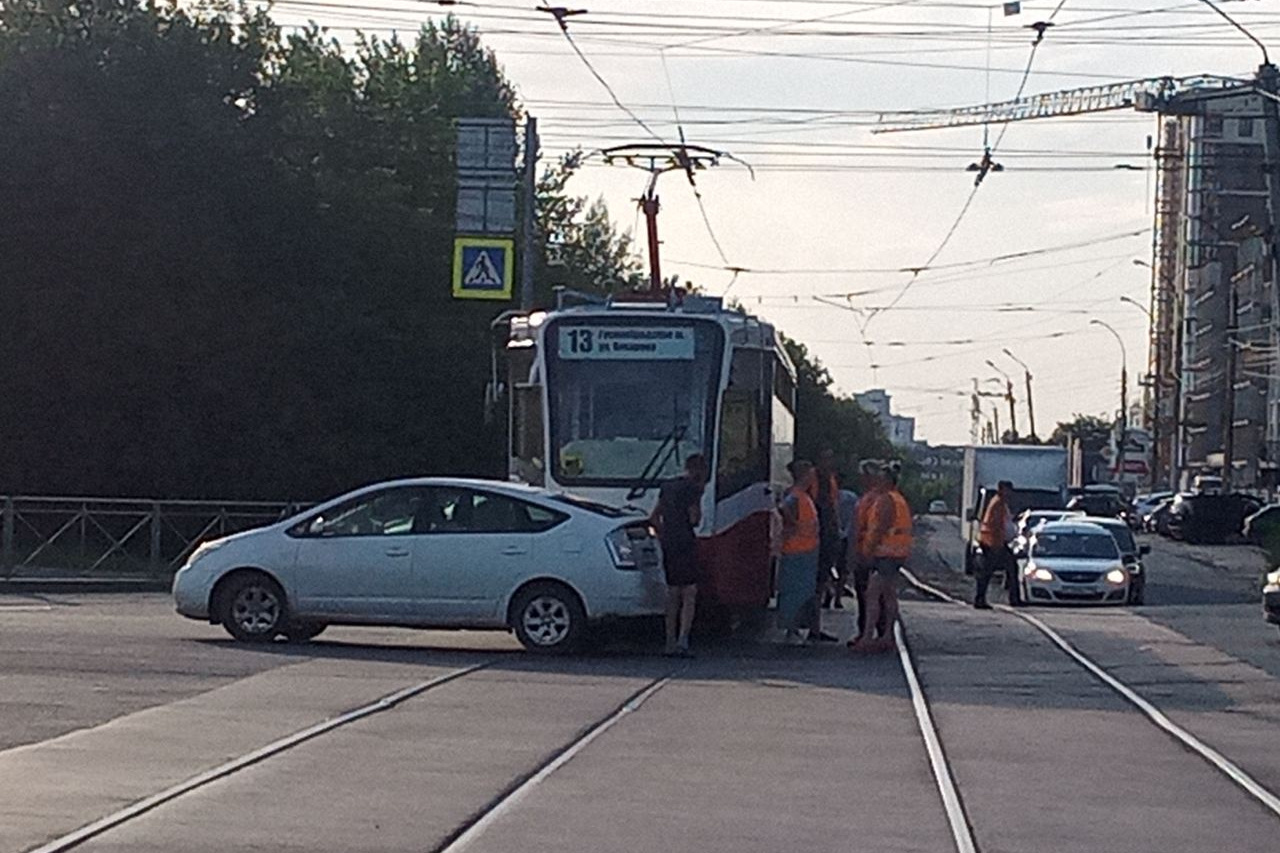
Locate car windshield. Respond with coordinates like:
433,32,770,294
1094,523,1136,554
544,319,724,486
1032,531,1120,560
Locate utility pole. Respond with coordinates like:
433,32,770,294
520,117,539,310
1222,282,1240,492
1255,61,1280,490
985,359,1017,439
992,406,1001,444
1003,348,1037,440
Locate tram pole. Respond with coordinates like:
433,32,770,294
520,116,539,311
642,176,662,293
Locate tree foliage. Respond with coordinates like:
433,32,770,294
1050,414,1114,452
0,1,641,498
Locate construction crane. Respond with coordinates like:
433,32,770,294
873,74,1249,134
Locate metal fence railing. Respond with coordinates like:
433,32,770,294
0,496,309,578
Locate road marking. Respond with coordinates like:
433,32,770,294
894,620,979,853
437,676,671,853
0,604,54,612
899,568,1280,823
27,662,491,853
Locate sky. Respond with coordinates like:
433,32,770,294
267,0,1271,445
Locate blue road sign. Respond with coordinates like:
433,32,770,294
453,237,514,300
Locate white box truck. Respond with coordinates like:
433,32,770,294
962,445,1069,572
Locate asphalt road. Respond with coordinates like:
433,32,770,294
3,530,1278,853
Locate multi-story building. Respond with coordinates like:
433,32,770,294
854,388,917,448
1150,86,1274,491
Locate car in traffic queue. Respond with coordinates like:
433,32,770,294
1012,509,1083,558
1265,567,1280,634
1166,492,1261,544
1065,489,1133,526
1243,503,1280,547
1021,520,1133,606
1077,515,1150,605
172,478,664,654
1144,495,1178,535
927,499,950,514
1132,491,1174,530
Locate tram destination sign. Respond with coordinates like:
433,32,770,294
557,326,695,360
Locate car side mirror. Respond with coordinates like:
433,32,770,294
1139,544,1151,556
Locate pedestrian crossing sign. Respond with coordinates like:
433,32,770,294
452,236,514,300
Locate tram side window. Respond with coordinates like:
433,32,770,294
513,384,544,483
718,349,771,498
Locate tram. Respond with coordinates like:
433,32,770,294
495,292,796,617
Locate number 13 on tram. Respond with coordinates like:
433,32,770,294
497,295,797,619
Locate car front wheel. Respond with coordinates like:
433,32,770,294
511,582,586,655
218,573,287,643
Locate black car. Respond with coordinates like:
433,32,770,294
1243,504,1280,547
1167,493,1262,545
1066,492,1131,521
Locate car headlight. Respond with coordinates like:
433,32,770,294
1026,566,1054,582
1105,567,1128,585
182,538,227,570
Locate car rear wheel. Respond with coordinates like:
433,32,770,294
218,573,287,643
511,583,586,655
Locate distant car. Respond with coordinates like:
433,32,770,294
1021,520,1132,606
1167,493,1262,544
1131,491,1174,529
1012,509,1083,557
1265,568,1280,633
1066,492,1131,522
1243,504,1280,546
928,499,949,514
1079,515,1150,605
172,478,664,653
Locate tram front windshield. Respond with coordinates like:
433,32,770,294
544,320,723,486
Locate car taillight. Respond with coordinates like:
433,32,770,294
606,524,654,570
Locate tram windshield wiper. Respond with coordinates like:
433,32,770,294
626,425,686,501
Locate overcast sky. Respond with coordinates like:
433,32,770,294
271,0,1270,445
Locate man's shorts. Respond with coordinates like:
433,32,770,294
870,557,901,578
662,546,700,587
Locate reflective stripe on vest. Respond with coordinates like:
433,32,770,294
853,493,876,557
782,488,820,555
873,491,913,559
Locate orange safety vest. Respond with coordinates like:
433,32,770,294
978,494,1009,548
782,487,821,555
871,490,913,560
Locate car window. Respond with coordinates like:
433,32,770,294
1032,531,1120,560
303,487,428,538
417,488,567,534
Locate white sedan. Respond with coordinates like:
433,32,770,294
173,478,664,653
1021,520,1132,606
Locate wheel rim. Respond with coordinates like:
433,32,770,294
231,584,281,635
521,595,572,646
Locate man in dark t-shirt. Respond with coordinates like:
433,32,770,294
651,454,708,657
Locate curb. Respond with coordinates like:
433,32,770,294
0,578,170,594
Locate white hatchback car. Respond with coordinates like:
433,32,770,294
1021,520,1132,606
173,478,664,653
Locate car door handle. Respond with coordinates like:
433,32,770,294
385,547,410,558
501,546,527,556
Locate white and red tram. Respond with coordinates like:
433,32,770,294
498,293,796,617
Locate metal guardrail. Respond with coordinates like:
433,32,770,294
0,496,309,578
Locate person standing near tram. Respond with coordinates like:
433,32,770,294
777,459,821,644
849,461,913,654
650,454,709,657
975,479,1021,609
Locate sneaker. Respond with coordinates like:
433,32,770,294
813,631,840,643
974,600,992,610
785,630,805,646
833,599,845,610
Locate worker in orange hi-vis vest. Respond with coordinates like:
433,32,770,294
975,479,1021,609
849,461,912,654
778,459,821,644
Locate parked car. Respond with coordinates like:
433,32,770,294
1144,496,1175,534
1021,520,1132,606
172,478,664,653
927,499,949,514
1079,515,1150,605
1243,504,1280,547
1265,568,1280,633
1167,493,1262,544
1132,491,1174,529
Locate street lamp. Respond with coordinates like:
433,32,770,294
1132,258,1152,269
985,358,1018,440
1119,295,1151,318
1002,348,1037,440
1091,319,1129,456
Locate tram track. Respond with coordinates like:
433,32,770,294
21,660,679,853
899,567,1280,825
